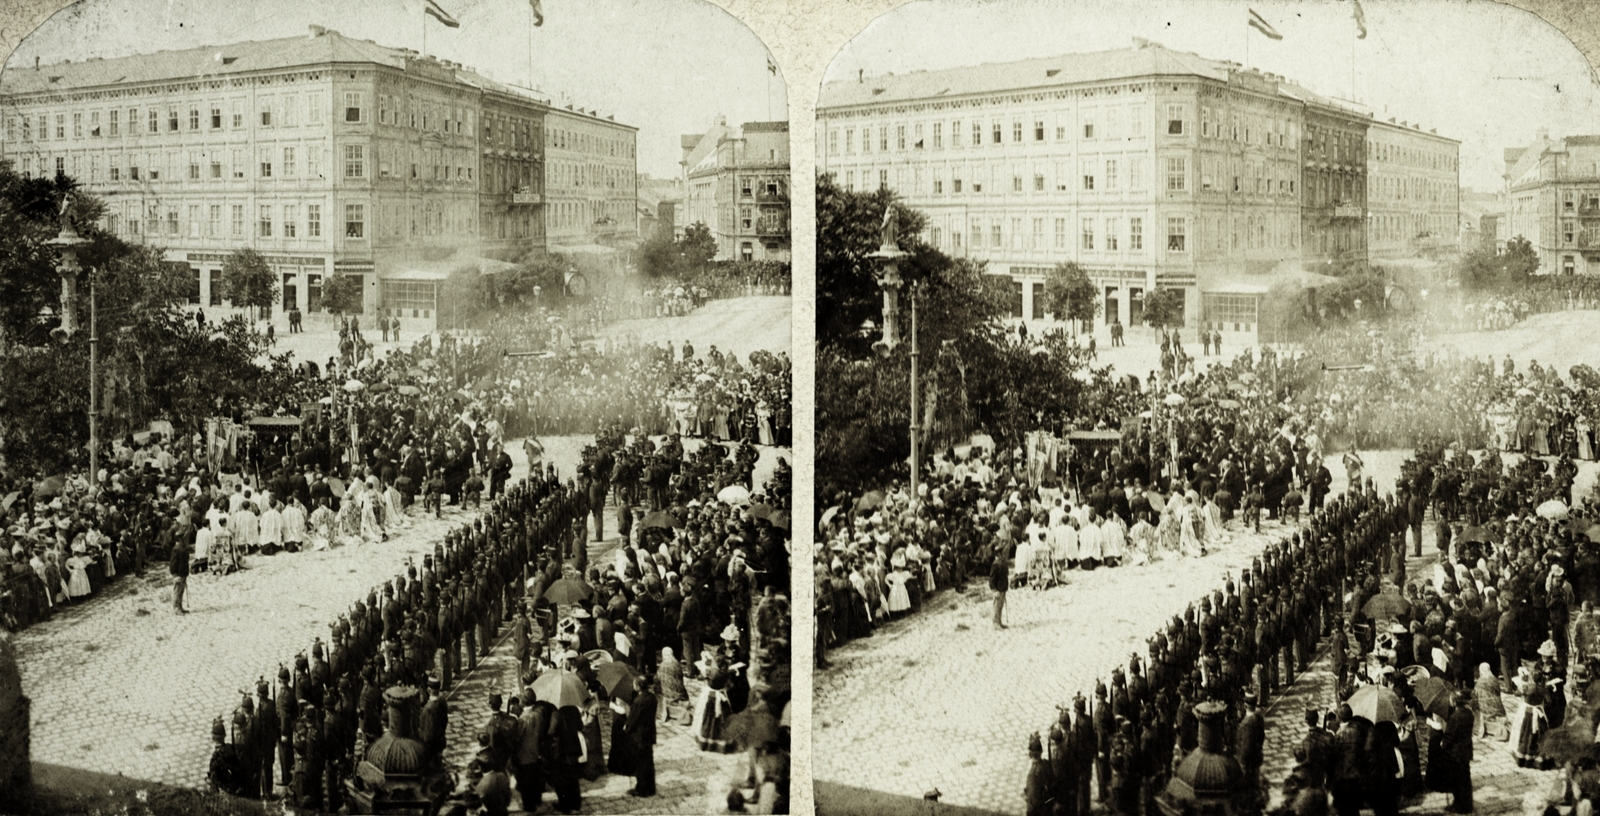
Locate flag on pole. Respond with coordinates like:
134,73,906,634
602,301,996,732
530,0,544,26
1351,0,1368,39
1247,8,1283,40
766,56,777,75
424,0,460,28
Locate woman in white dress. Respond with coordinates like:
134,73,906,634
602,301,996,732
884,565,912,615
1178,494,1204,558
66,547,93,599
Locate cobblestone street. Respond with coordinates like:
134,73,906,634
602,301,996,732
12,433,787,804
814,516,1299,814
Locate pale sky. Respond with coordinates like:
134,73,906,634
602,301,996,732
826,0,1600,193
4,0,788,178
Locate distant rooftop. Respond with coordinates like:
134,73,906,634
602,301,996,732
0,25,555,110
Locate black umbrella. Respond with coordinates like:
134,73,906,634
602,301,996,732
854,491,886,515
749,503,775,521
641,511,684,530
542,577,595,606
1459,525,1499,545
596,662,638,703
725,706,780,751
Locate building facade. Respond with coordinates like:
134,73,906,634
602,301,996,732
544,104,640,254
818,39,1459,337
1504,132,1600,276
1366,117,1460,262
0,26,636,330
681,117,791,262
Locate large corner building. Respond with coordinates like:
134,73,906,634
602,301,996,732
0,26,638,331
681,116,791,263
817,39,1459,338
1504,130,1600,276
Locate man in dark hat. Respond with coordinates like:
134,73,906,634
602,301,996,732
1236,689,1265,794
420,678,450,770
232,694,261,799
1049,717,1076,816
255,678,279,799
276,666,296,787
1068,694,1095,816
483,692,518,771
1093,681,1113,804
292,700,322,809
515,689,550,812
1024,731,1052,816
208,716,243,796
624,674,658,797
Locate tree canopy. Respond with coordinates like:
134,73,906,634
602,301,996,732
321,272,364,315
1142,288,1185,331
1043,261,1100,329
1460,235,1540,290
221,247,278,313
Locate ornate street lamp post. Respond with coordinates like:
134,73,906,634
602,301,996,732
46,203,99,484
868,207,919,504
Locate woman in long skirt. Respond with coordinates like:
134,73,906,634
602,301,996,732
690,653,738,753
1510,668,1553,769
1473,662,1510,740
581,699,606,781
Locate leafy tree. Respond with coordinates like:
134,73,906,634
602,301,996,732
1460,235,1539,290
321,272,364,315
637,233,682,279
1142,288,1186,331
679,222,718,267
1043,261,1100,331
815,172,1006,358
220,247,278,317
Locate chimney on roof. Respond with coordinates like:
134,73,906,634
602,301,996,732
309,25,326,37
34,56,38,71
1133,37,1149,48
1537,127,1550,141
858,69,863,83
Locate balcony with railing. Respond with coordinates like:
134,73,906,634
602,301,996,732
755,215,789,238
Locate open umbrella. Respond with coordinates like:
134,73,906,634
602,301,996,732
1362,591,1412,621
1347,684,1403,724
854,491,886,514
725,706,780,751
542,577,595,606
343,379,366,393
582,649,613,667
530,670,590,709
1413,677,1452,717
397,385,422,396
32,475,65,499
1238,372,1258,384
415,358,436,371
1217,399,1242,410
1540,714,1596,765
748,503,775,521
818,507,840,528
367,381,393,394
1459,525,1499,545
596,662,638,703
2,492,20,511
768,511,790,531
326,477,347,499
1163,393,1187,407
1539,499,1569,521
1145,492,1166,514
641,511,684,531
718,484,752,505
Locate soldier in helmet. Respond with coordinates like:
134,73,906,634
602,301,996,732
276,666,296,788
1092,681,1113,804
232,693,260,799
1069,691,1095,816
1108,717,1137,816
292,699,322,809
420,677,450,770
208,716,243,796
323,687,347,812
255,678,279,799
1024,732,1052,816
1049,715,1076,816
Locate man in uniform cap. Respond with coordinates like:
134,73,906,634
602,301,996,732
1069,694,1095,816
1237,689,1266,795
1048,717,1075,816
1024,732,1052,816
232,693,260,799
420,678,450,770
276,666,296,787
292,700,322,809
255,678,279,799
1092,681,1113,804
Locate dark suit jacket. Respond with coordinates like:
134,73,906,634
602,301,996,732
623,690,657,747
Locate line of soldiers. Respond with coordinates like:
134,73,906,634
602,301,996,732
210,465,587,807
1026,487,1410,816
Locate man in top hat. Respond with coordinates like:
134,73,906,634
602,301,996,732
1237,688,1266,792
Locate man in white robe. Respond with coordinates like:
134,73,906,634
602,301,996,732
1101,513,1127,566
281,498,307,553
259,501,284,555
1078,515,1104,569
231,503,260,554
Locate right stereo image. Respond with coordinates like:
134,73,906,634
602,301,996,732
812,1,1600,814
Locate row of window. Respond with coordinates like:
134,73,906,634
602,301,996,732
1369,172,1453,204
549,159,631,191
921,214,1183,253
7,94,340,144
1561,191,1600,212
103,202,338,240
11,145,351,182
1368,137,1457,172
826,105,1183,156
548,124,636,160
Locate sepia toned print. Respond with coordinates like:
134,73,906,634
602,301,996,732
814,1,1600,815
0,0,791,813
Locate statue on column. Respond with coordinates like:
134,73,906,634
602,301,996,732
880,206,899,250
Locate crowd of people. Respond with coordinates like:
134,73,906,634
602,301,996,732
198,447,792,813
